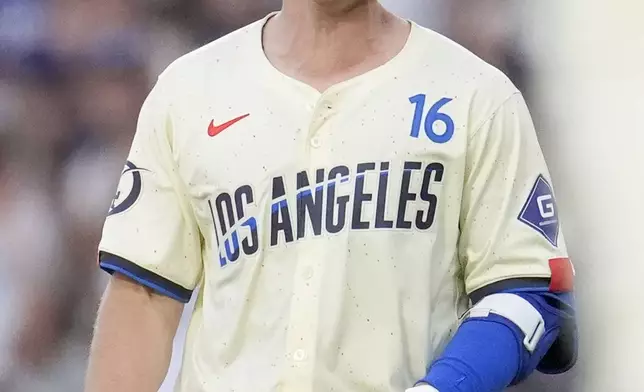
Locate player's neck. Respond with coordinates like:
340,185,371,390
265,0,409,91
273,0,392,51
281,0,380,22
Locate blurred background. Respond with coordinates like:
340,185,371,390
0,0,641,391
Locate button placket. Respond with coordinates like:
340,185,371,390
282,95,337,392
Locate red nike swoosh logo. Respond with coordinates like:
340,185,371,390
208,114,250,137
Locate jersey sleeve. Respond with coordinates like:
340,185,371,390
459,91,570,295
97,75,202,303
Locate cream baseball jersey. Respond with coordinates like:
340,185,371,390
98,15,569,392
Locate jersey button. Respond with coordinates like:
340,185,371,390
302,266,314,280
293,349,307,362
310,137,321,148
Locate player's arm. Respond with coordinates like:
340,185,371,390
408,85,577,392
85,273,183,392
408,286,575,392
85,72,202,391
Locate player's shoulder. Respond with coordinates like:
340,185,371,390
156,17,264,88
411,24,519,104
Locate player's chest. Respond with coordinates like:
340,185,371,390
174,86,471,191
174,85,470,265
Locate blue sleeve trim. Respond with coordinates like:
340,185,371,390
99,252,193,303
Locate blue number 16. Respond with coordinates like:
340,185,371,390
409,94,454,143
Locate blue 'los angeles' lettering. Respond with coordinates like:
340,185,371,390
374,162,394,229
396,161,422,229
210,160,445,267
326,165,350,234
270,176,294,246
296,169,325,239
208,185,259,267
417,162,444,229
214,192,240,263
234,185,259,255
351,162,376,230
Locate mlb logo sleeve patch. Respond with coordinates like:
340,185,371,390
518,175,559,247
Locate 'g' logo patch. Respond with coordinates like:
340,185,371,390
108,161,149,216
518,175,559,247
